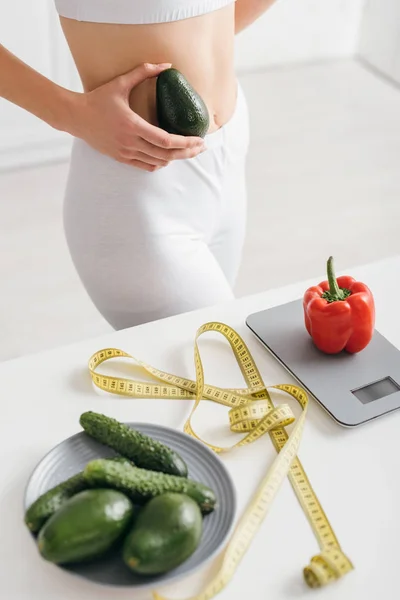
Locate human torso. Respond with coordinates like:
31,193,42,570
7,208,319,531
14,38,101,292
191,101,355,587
58,2,237,133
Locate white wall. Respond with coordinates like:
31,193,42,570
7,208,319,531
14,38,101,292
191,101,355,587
235,0,365,71
0,0,365,171
358,0,400,85
0,0,78,171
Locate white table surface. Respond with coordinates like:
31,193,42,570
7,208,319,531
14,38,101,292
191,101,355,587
2,255,400,600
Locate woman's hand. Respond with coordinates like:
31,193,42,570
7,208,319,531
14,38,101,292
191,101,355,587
1,5,275,171
0,47,205,171
68,62,206,171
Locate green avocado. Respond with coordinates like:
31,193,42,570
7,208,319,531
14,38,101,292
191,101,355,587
25,472,87,535
156,68,210,138
24,457,133,534
37,489,134,564
123,493,203,575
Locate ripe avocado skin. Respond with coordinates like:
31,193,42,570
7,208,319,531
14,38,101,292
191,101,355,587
156,68,210,138
25,473,87,535
122,493,203,575
24,457,131,535
37,489,135,565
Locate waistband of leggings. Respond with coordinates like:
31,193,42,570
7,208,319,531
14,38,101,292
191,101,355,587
203,82,246,150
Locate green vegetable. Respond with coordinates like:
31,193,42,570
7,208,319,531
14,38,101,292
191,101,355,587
79,411,188,477
123,493,203,575
156,67,210,138
84,458,216,514
37,489,134,564
24,457,132,534
25,473,87,534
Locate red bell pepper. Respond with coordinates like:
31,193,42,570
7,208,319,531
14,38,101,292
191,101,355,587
303,256,375,354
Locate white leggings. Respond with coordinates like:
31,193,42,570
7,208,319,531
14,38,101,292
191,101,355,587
63,83,249,330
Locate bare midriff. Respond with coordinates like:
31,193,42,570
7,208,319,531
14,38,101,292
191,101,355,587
59,4,237,134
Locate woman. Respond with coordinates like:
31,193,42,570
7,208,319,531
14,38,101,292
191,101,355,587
1,1,276,329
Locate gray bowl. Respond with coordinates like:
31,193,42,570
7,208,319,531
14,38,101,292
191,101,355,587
24,422,236,588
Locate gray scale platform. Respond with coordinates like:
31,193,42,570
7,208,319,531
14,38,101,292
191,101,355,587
246,299,400,427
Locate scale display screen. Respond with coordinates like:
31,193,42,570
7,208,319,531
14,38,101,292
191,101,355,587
351,377,400,404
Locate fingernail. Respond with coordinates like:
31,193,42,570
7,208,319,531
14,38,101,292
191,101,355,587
157,63,172,68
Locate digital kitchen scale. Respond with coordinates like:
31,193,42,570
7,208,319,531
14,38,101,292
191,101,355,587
246,299,400,427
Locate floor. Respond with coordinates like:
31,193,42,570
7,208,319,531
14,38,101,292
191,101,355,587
1,59,399,362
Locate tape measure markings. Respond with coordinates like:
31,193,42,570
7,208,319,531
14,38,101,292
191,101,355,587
88,321,353,599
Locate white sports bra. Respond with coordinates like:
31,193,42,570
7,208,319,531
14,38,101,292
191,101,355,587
54,0,235,25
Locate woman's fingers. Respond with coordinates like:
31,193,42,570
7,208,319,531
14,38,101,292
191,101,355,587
71,61,208,166
135,114,205,151
118,62,172,95
120,158,163,172
120,150,170,167
136,137,205,161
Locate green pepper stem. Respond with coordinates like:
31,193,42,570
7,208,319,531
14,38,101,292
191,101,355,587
322,256,351,303
327,256,344,299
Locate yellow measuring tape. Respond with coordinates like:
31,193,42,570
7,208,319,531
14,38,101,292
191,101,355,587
88,321,353,598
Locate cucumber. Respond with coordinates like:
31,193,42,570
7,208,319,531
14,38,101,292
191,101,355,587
25,457,132,534
84,459,216,514
38,489,134,565
123,493,202,575
79,411,188,477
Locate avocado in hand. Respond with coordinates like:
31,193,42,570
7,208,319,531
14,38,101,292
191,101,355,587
156,68,210,138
